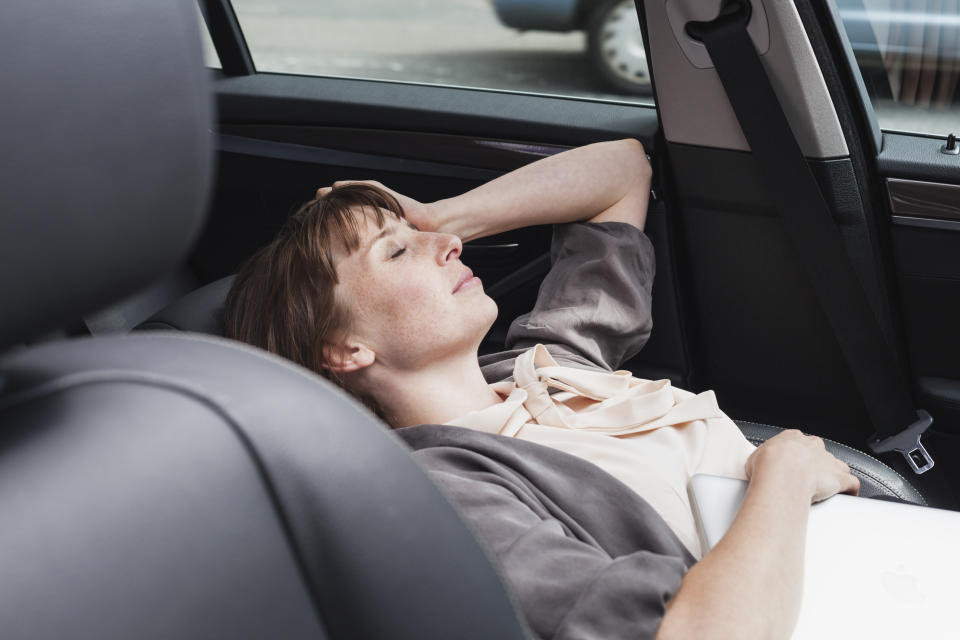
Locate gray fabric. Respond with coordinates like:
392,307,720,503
0,0,213,350
480,222,656,382
138,275,235,334
397,425,694,640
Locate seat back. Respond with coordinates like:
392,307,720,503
0,2,528,638
0,334,529,640
0,1,212,351
138,275,235,334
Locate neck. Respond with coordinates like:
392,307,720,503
354,351,503,428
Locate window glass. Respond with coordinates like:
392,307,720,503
198,4,222,68
836,0,960,135
230,0,654,105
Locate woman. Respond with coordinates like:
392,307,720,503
225,139,859,639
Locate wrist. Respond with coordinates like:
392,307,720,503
750,452,817,501
426,198,465,238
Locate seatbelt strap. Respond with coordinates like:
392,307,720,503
687,3,934,473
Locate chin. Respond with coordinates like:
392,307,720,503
480,295,499,327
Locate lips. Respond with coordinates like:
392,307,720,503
453,267,476,293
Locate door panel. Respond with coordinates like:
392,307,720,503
191,73,688,382
880,134,960,443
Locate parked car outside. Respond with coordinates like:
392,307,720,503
491,0,652,95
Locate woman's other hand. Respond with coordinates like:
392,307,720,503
316,180,436,231
745,429,860,503
659,429,859,639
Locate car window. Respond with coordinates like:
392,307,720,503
229,0,654,105
198,4,222,68
835,0,960,135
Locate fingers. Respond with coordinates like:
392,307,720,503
843,466,861,496
848,474,861,496
752,429,864,502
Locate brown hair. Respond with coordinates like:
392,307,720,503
224,183,405,418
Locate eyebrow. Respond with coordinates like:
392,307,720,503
365,220,417,254
373,226,395,242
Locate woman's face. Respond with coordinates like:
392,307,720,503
333,209,499,371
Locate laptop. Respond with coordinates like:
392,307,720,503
688,474,960,639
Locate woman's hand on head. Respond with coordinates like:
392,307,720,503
745,429,860,503
316,180,438,232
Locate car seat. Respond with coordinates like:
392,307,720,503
0,2,529,639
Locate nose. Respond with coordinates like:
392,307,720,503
436,232,462,265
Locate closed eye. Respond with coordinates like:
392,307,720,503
390,247,406,259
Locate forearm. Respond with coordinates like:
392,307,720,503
656,467,812,640
428,139,652,242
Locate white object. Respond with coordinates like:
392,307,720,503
688,474,960,639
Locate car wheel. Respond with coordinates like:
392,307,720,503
587,0,651,96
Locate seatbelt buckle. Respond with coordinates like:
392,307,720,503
868,410,935,474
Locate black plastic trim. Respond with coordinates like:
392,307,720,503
199,0,255,76
813,0,883,155
879,132,960,184
218,125,571,173
218,134,501,182
214,73,661,147
892,216,960,233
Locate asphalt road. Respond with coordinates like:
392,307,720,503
219,0,959,136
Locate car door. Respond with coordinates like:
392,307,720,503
195,0,690,388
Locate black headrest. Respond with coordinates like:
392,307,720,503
0,0,213,351
138,276,235,335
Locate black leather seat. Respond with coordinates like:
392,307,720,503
139,275,235,334
143,276,926,505
0,2,528,639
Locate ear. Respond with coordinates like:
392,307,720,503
320,341,375,374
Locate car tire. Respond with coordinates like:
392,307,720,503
586,0,652,96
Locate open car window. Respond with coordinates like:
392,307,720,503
228,0,656,105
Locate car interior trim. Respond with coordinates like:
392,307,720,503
887,178,960,221
663,0,770,69
217,133,502,182
484,253,552,300
813,0,883,155
878,132,960,183
219,124,573,172
644,0,848,158
214,74,661,146
891,215,960,234
472,139,568,157
199,0,254,76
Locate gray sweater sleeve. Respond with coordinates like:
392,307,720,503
480,221,655,383
397,425,694,640
429,470,687,640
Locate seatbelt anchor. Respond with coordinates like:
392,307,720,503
868,409,934,474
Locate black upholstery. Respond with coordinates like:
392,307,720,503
0,335,528,640
0,1,529,637
736,421,925,505
139,275,235,334
0,1,212,351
